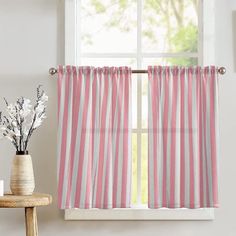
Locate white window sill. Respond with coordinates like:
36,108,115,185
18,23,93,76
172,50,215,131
65,208,214,221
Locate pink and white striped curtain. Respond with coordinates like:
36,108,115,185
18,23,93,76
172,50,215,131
57,66,132,209
148,66,219,208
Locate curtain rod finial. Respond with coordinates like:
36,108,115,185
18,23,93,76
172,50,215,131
218,67,226,75
49,67,57,75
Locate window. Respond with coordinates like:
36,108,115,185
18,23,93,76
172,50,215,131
64,0,215,220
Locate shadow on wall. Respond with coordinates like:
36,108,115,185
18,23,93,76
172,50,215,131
232,11,236,72
35,0,65,221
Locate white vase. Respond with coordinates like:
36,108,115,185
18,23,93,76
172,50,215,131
10,151,35,195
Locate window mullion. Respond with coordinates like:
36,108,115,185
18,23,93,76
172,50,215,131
198,0,203,65
81,53,137,58
81,52,198,58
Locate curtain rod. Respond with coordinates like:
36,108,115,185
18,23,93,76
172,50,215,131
49,67,226,76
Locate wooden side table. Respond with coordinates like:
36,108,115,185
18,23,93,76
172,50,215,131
0,193,52,236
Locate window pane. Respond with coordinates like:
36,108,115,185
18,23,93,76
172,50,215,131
142,0,198,53
132,133,137,205
81,0,137,53
142,57,198,67
80,57,137,67
141,133,148,204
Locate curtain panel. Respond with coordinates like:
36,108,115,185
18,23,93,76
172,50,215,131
57,66,132,209
148,66,219,208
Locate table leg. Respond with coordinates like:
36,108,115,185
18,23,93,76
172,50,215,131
25,207,38,236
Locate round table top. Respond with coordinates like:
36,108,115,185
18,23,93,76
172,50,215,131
0,193,52,208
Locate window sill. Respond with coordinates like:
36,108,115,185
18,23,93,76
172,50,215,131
65,208,214,221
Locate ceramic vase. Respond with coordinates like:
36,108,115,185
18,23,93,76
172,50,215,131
10,151,35,195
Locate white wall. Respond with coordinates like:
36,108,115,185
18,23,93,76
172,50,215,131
0,0,236,235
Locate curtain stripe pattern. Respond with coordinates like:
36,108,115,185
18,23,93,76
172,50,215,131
148,66,219,208
57,66,132,209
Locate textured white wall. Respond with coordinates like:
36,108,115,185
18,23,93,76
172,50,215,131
0,0,236,235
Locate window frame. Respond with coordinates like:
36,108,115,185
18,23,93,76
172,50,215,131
63,0,215,220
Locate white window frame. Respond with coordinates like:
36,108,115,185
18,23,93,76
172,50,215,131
63,0,215,220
